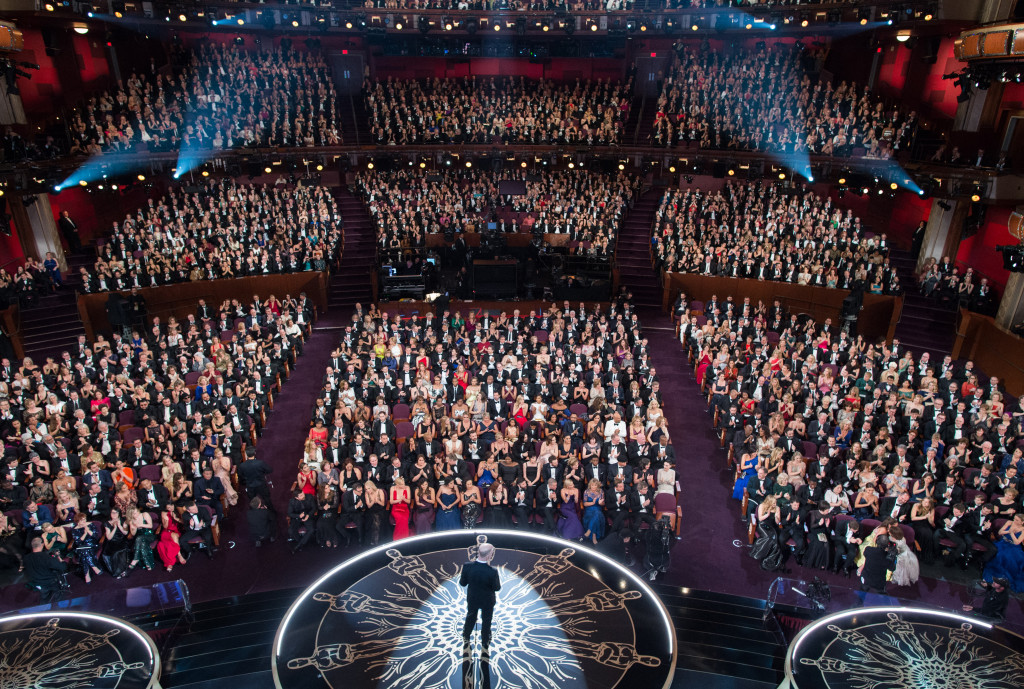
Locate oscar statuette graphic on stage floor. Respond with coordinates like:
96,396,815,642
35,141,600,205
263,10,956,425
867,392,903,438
273,531,676,689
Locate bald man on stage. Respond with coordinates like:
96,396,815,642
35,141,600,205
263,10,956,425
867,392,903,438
460,542,501,655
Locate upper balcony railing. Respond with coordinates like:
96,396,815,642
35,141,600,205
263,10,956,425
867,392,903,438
21,0,940,37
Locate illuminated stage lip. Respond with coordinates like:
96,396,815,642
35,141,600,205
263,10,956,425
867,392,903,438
0,610,161,689
273,529,677,689
784,606,1024,689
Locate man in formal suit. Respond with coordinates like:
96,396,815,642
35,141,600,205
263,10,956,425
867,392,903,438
58,210,83,254
605,478,630,533
287,489,317,552
539,479,559,534
136,478,169,511
511,478,533,529
80,483,111,521
932,502,970,567
858,534,896,593
341,483,366,545
879,492,913,522
237,448,273,505
460,542,502,654
629,481,656,530
195,467,226,521
962,502,997,568
180,502,216,559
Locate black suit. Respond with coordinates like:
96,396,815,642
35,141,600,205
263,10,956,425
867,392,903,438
181,509,215,557
460,559,502,646
24,550,68,602
860,542,896,592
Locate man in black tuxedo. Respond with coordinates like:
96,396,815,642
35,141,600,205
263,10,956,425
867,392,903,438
341,483,366,545
605,478,630,533
878,492,913,522
195,467,226,521
932,502,969,567
287,489,317,552
962,502,997,568
237,448,273,504
777,496,808,564
511,478,533,529
460,542,501,654
629,481,656,529
538,479,560,534
58,210,83,254
136,478,169,511
858,534,896,593
180,502,216,559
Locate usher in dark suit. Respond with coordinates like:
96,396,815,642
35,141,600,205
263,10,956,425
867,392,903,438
460,557,502,647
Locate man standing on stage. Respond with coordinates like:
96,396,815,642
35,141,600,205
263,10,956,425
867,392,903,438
460,542,501,656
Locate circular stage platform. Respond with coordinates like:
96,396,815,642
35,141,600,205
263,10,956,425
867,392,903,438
783,606,1024,689
273,530,676,689
0,610,161,689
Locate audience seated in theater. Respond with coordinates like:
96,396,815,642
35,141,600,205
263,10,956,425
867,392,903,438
0,291,314,583
356,167,639,255
675,292,1024,588
78,178,340,293
365,76,630,146
298,295,673,550
653,180,900,294
66,44,339,156
652,43,918,158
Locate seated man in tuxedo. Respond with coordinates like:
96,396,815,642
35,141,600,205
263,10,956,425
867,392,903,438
180,501,216,560
194,467,226,521
538,479,560,534
605,478,631,533
136,478,169,512
629,481,656,530
511,478,533,529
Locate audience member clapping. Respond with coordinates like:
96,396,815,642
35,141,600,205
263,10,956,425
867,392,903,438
356,167,638,255
653,180,900,294
366,76,629,146
80,178,341,293
652,43,917,158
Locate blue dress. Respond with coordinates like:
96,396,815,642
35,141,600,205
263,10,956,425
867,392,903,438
557,496,585,540
984,530,1024,592
732,463,757,500
477,469,496,490
435,492,462,531
582,491,605,541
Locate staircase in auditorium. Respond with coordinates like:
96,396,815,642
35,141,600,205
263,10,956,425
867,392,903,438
329,189,376,310
18,252,91,362
889,248,956,357
616,189,663,307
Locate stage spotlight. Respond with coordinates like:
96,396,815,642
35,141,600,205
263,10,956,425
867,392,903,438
779,172,786,180
590,22,598,32
800,14,809,27
179,13,186,22
520,162,527,168
419,162,426,169
728,169,735,176
291,20,299,27
395,20,403,30
971,193,981,202
367,162,374,169
316,164,323,172
669,166,676,173
465,161,472,168
896,30,911,43
639,21,648,32
345,19,353,29
890,182,898,190
264,167,272,174
861,187,869,195
568,162,575,169
493,22,500,31
444,18,453,31
838,177,846,185
925,13,933,21
137,174,145,181
44,3,54,11
618,163,625,171
73,24,88,34
202,170,210,177
78,180,87,186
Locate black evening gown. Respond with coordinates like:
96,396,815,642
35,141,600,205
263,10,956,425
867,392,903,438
101,528,131,578
750,517,784,572
802,512,832,570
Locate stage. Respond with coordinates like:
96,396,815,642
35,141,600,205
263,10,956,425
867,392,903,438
782,606,1024,689
272,530,677,689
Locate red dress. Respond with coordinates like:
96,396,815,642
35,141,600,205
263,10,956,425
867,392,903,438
391,488,411,540
156,520,181,569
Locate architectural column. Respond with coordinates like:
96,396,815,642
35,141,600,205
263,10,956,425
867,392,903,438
917,198,968,272
0,78,26,126
996,273,1024,330
8,193,67,270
